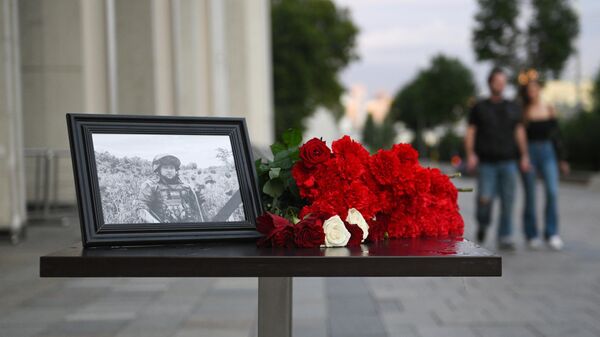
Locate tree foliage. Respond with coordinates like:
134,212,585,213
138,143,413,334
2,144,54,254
593,66,600,113
561,66,600,171
472,0,520,72
390,54,476,131
472,0,579,79
362,114,396,153
527,0,579,78
271,0,359,138
561,112,600,170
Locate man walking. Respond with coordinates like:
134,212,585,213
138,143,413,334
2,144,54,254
465,67,530,250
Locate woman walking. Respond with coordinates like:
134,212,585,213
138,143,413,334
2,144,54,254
519,71,569,250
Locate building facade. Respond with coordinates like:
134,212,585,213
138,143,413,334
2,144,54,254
0,0,274,235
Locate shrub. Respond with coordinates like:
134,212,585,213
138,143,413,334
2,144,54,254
561,111,600,171
437,131,464,162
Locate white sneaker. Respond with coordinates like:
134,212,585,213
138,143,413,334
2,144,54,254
527,238,543,250
547,235,564,251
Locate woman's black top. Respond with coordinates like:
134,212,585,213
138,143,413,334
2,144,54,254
526,118,567,160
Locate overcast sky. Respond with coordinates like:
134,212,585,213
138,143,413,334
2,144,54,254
92,134,233,168
334,0,600,96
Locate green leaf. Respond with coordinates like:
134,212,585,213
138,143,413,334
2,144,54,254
269,167,281,179
263,179,284,198
278,158,293,170
273,149,290,162
288,148,300,161
255,159,267,175
282,128,302,148
279,170,291,186
270,142,286,156
289,181,300,199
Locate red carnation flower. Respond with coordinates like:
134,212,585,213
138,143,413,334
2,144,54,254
369,149,401,186
391,143,419,165
331,135,370,162
343,180,378,220
331,136,370,180
288,135,464,242
300,138,332,168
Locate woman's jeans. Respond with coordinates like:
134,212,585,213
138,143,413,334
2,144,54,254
476,160,517,240
521,141,559,240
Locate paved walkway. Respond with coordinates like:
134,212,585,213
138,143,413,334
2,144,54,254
1,178,600,337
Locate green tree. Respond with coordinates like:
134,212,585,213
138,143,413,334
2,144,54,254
527,0,579,78
472,0,520,71
472,0,579,79
562,112,600,170
390,55,476,152
561,67,600,171
592,66,600,112
362,114,396,153
362,113,377,150
271,0,359,138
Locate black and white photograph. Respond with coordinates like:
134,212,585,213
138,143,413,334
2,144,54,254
92,134,246,224
66,114,262,246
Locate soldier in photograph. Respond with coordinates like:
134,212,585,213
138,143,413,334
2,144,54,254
135,154,205,223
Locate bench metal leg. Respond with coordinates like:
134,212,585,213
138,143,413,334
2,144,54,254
258,277,292,337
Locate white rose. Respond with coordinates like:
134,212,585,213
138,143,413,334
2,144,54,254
345,208,369,242
322,215,351,247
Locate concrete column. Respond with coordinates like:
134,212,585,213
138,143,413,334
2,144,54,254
81,0,109,113
172,0,211,116
208,0,229,117
222,0,274,147
152,0,175,115
114,0,154,115
19,0,82,204
0,0,26,232
241,0,274,147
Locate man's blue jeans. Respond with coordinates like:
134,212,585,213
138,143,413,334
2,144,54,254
521,141,559,240
476,160,518,240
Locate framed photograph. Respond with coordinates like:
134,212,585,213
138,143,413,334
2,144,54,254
66,114,263,247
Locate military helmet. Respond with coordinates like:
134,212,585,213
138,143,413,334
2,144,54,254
152,154,181,172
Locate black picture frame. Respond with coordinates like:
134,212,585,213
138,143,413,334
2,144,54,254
66,113,263,247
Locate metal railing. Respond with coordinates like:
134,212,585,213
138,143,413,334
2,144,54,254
24,148,75,223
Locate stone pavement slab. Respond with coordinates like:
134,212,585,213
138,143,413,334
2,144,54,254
1,178,600,336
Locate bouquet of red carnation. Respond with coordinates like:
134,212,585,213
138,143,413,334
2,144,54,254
254,133,465,248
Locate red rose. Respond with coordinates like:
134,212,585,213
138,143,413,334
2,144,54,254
256,212,290,234
271,226,294,248
345,223,364,247
300,138,331,168
256,212,294,247
293,214,326,248
366,214,388,242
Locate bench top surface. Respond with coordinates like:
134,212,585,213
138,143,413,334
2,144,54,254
40,238,501,277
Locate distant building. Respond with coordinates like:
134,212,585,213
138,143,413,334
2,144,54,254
541,80,594,116
342,85,368,129
365,91,393,124
341,85,392,128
